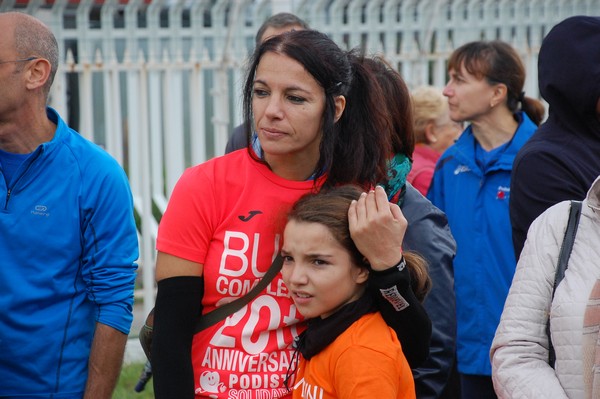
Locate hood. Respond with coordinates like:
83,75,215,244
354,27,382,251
538,16,600,137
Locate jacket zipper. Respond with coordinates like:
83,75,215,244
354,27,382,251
3,148,44,210
4,187,10,210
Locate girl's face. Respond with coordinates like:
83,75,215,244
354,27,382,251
442,63,498,123
281,220,368,319
252,52,343,176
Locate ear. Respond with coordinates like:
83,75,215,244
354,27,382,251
25,58,51,91
490,83,508,108
424,121,438,144
354,266,370,284
333,95,346,123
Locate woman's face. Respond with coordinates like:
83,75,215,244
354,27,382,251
442,63,498,123
252,52,328,169
281,220,368,319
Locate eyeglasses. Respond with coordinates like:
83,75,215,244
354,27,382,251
0,56,38,66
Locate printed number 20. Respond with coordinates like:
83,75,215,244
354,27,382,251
209,295,284,355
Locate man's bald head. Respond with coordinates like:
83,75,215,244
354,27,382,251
0,12,59,98
254,13,309,47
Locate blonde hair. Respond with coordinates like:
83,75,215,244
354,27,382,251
411,86,448,144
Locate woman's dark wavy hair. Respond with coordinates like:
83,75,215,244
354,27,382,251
447,40,545,125
243,29,392,190
288,185,431,302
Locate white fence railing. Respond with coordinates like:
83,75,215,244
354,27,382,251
3,0,599,314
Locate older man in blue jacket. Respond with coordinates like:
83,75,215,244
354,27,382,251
0,12,138,399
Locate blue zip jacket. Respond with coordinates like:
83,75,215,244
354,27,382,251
427,112,536,376
0,108,138,398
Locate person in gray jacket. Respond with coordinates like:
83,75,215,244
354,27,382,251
491,175,600,398
364,55,458,399
403,183,458,399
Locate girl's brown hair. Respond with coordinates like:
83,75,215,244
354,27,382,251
287,184,431,302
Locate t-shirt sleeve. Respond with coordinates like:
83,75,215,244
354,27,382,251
157,165,217,264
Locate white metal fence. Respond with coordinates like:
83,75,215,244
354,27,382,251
2,0,598,314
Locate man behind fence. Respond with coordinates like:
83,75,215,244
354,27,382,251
0,12,138,399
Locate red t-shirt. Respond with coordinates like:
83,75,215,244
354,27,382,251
406,144,440,196
157,149,324,398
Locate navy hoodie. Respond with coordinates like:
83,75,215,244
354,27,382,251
510,16,600,258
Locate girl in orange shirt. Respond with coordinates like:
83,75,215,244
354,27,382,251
281,185,430,399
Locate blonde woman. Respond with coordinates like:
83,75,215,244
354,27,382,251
407,86,462,196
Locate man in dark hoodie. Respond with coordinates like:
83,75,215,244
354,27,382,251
510,15,600,259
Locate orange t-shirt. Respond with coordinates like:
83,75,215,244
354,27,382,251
291,312,415,399
157,149,324,398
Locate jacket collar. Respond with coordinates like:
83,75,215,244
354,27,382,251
447,111,536,174
40,107,67,153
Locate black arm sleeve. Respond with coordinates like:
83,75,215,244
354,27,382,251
152,276,204,399
369,263,432,368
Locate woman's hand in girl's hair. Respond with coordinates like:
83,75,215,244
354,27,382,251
348,185,408,271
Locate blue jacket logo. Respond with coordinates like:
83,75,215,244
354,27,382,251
31,205,50,217
453,165,470,175
496,186,510,200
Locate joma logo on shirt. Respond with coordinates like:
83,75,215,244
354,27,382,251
294,378,324,399
239,210,263,222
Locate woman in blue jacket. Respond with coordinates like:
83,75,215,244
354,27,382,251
427,40,545,398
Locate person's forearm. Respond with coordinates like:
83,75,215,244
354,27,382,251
84,322,128,399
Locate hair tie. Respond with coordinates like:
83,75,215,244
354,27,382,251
518,91,525,103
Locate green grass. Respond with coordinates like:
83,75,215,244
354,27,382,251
113,362,154,399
